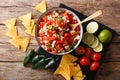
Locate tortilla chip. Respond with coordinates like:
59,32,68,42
60,55,71,65
35,0,47,13
9,35,22,49
30,19,35,29
5,26,18,38
66,54,78,62
3,18,16,29
20,37,30,52
73,76,86,80
25,25,35,37
54,65,71,80
74,64,82,75
19,12,31,29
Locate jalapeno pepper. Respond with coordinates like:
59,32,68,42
23,49,35,66
31,55,45,64
44,57,55,69
32,56,45,69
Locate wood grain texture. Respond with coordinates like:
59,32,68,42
0,0,120,80
0,62,65,80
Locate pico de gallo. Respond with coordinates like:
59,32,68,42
37,10,81,54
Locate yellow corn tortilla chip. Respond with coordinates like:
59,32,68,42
9,35,22,49
74,64,82,75
5,26,18,38
54,65,71,80
19,12,31,29
69,63,75,77
30,19,35,29
66,54,78,62
73,75,86,80
60,55,71,65
3,18,16,29
35,0,47,13
20,37,30,52
25,25,35,36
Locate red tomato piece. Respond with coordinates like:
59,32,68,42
85,48,93,58
92,52,102,61
75,46,85,55
64,33,70,37
55,18,62,27
56,40,63,44
39,40,44,45
80,56,91,66
52,49,57,54
47,20,53,25
90,61,99,71
43,16,48,22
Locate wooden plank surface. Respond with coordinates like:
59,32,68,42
0,0,120,80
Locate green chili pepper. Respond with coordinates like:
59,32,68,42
23,49,35,66
44,57,55,69
31,55,45,64
32,57,45,69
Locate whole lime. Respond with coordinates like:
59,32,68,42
98,29,112,43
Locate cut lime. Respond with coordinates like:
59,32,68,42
88,36,99,48
82,32,95,45
86,21,99,34
93,42,103,52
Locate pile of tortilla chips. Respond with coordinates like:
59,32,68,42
54,54,86,80
2,0,47,52
3,18,30,52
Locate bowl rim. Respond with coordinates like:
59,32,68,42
35,7,83,55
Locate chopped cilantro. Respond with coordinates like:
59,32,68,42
48,25,55,30
59,17,63,22
48,45,52,49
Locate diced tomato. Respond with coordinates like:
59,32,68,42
47,20,53,25
52,49,57,54
71,20,77,24
71,32,76,36
51,30,56,34
43,16,48,22
56,40,63,44
57,44,63,50
50,36,57,40
45,46,51,51
55,18,62,27
64,12,72,21
38,22,45,29
39,40,44,45
64,33,70,37
48,33,52,37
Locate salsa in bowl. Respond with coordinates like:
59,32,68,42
36,8,83,55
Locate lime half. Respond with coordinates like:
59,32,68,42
93,42,103,52
82,32,95,45
86,21,99,34
88,36,99,48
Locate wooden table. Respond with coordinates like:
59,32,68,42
0,0,120,80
